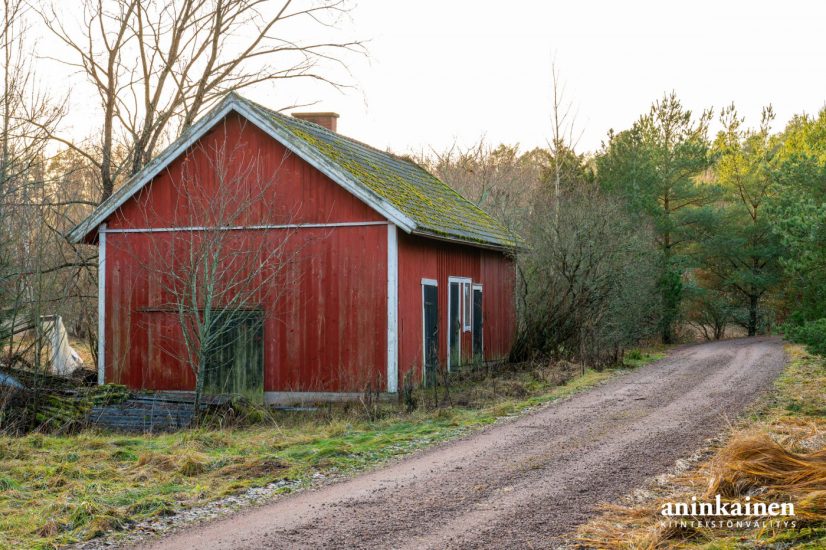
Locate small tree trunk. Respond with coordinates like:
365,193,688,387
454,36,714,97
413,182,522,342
193,355,206,419
748,294,759,337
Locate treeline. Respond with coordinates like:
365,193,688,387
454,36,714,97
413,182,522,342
424,92,826,362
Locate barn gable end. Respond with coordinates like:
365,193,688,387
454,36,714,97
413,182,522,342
68,93,519,400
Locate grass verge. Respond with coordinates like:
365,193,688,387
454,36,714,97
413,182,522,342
0,348,664,549
574,343,826,549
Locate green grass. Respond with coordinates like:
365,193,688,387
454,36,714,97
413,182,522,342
0,354,666,549
575,344,826,549
674,346,826,549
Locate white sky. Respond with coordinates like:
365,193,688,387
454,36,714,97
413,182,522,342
44,0,826,156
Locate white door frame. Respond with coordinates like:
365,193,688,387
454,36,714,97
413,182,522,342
472,283,483,359
421,278,438,382
446,276,471,372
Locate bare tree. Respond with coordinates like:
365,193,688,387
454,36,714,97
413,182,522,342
548,60,583,224
123,124,304,412
0,0,70,368
416,140,548,235
511,185,661,366
38,0,365,200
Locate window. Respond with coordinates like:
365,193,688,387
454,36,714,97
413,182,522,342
462,281,472,332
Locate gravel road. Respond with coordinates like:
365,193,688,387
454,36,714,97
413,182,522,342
142,337,786,549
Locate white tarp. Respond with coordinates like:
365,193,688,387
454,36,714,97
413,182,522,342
42,316,84,375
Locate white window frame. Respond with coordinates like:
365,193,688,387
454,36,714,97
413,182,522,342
472,283,483,357
462,280,472,332
447,276,472,371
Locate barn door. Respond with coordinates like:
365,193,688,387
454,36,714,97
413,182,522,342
203,311,264,403
422,280,439,386
472,285,483,360
448,280,461,371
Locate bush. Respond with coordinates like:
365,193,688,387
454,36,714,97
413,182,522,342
511,186,661,365
625,349,642,361
783,318,826,356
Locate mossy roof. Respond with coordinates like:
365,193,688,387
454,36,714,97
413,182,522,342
238,97,520,249
68,94,521,250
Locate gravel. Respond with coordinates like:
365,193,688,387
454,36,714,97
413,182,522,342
132,337,786,550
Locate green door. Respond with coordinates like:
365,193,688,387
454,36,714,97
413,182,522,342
423,282,439,387
203,311,264,403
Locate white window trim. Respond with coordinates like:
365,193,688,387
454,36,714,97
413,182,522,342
446,276,472,371
462,280,472,332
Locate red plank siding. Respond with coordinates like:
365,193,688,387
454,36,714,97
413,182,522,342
99,110,515,396
107,113,384,231
103,114,388,393
396,232,516,385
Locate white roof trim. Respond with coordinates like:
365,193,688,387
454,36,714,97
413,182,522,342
67,95,416,244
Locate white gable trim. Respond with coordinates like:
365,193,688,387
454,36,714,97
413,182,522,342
236,101,416,233
67,96,416,244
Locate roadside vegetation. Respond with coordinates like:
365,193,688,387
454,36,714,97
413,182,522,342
574,344,826,549
1,1,825,548
0,349,664,548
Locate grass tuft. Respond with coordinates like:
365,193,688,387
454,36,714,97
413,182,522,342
575,344,826,549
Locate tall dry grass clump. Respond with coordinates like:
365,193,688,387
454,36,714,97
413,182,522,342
708,433,826,495
575,428,826,549
705,432,826,522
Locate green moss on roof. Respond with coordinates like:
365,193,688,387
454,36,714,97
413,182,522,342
241,98,520,249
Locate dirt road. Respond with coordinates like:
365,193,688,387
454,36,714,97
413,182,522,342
144,337,785,549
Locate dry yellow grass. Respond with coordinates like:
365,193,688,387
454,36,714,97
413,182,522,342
574,344,826,549
0,356,659,548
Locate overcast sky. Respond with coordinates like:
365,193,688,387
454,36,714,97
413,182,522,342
49,0,826,157
285,0,826,155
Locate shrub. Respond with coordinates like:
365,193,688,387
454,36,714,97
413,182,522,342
783,318,826,356
625,349,643,361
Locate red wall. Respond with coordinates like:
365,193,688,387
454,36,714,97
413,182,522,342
397,233,516,385
103,113,388,392
100,111,515,394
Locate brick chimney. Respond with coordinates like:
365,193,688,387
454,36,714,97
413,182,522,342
291,112,339,132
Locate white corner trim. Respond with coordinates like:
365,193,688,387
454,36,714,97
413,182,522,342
386,224,399,393
97,223,106,385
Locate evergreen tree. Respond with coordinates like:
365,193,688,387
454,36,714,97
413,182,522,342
597,93,714,343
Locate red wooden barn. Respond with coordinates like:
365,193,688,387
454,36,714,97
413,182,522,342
68,94,520,403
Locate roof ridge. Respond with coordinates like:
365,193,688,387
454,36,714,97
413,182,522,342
235,95,515,241
68,91,522,249
238,96,421,166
